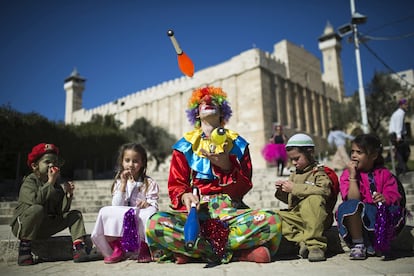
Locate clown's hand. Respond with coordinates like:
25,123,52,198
200,145,231,171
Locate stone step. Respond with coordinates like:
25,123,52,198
0,226,347,263
1,225,413,263
0,215,11,225
1,170,413,224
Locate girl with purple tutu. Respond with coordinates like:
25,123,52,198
262,124,288,176
336,134,404,260
91,143,159,264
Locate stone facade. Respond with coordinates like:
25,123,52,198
64,25,344,169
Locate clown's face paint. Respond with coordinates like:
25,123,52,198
198,96,219,119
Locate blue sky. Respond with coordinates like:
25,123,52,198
1,0,413,122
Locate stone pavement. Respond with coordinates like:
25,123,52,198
1,245,413,276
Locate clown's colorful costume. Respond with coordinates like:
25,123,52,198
146,87,282,263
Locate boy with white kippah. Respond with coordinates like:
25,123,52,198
274,133,337,262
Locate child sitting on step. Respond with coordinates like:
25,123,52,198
91,143,159,263
336,134,404,260
274,133,337,262
10,143,92,265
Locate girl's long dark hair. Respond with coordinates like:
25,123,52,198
352,133,384,167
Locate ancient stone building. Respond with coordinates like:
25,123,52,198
64,24,344,169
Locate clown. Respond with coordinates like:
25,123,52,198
146,86,282,264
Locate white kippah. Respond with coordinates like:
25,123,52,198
286,133,315,147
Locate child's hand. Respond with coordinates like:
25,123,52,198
47,166,60,184
346,160,358,177
136,200,150,208
275,180,293,193
64,181,75,197
275,180,284,190
120,169,134,181
372,192,385,205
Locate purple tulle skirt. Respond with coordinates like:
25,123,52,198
336,199,405,252
262,143,287,164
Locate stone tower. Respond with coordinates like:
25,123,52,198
318,21,345,102
64,68,86,124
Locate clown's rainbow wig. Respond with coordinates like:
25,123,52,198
186,86,232,128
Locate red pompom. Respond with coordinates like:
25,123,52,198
200,218,230,259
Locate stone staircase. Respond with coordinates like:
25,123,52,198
1,168,413,225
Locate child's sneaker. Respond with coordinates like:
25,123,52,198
18,240,35,266
350,244,367,260
308,248,326,262
366,244,382,257
104,239,125,264
366,244,375,256
73,241,89,263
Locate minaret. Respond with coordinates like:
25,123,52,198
64,68,86,124
318,21,344,102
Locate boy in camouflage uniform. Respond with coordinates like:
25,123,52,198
274,134,336,262
10,143,91,265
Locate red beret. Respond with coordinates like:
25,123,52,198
27,143,59,167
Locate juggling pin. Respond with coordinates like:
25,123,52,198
184,186,200,249
167,29,194,77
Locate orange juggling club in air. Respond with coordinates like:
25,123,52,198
167,29,194,77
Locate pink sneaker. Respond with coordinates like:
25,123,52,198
104,239,125,264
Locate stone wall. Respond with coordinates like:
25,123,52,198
68,44,341,169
